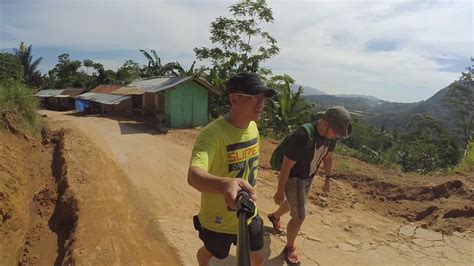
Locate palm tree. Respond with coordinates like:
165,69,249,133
139,49,185,77
15,42,43,87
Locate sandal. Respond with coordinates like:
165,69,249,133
267,213,284,233
282,246,301,265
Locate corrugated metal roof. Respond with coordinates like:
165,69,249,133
35,89,65,97
76,92,131,105
193,77,221,95
90,84,122,94
112,86,146,95
129,76,221,95
58,88,87,97
128,77,175,93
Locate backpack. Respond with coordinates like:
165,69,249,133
270,123,315,171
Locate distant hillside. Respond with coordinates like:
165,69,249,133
336,94,381,101
291,84,326,96
304,94,386,111
363,84,454,130
304,81,463,133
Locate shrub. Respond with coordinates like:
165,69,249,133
0,80,39,134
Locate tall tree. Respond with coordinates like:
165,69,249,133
116,60,142,84
194,0,279,117
83,59,94,75
15,42,43,88
443,58,474,147
194,0,279,81
47,53,83,89
139,49,184,77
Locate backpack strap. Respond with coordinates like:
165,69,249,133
302,123,323,178
301,123,315,147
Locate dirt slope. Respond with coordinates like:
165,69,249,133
31,110,474,265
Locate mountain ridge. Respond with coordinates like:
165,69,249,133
302,81,464,134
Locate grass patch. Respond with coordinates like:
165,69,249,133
336,159,357,176
336,143,399,170
0,80,40,135
452,142,474,173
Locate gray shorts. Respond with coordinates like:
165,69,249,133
285,177,313,219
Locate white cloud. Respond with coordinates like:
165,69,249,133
1,0,471,102
264,0,472,101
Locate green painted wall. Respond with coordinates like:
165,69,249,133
164,80,209,128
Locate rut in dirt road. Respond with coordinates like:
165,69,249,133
19,129,78,265
49,129,79,265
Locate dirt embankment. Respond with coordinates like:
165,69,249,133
332,174,474,235
0,127,78,265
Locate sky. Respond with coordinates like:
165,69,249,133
1,0,472,102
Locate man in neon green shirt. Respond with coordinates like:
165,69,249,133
188,73,275,266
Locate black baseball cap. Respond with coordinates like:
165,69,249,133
225,73,276,97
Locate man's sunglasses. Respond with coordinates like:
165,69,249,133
232,93,267,104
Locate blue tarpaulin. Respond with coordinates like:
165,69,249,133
75,98,92,113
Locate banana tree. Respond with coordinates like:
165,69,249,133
263,74,312,138
139,49,185,77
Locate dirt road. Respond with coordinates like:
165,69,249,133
40,110,473,265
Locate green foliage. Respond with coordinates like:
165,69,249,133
0,52,24,83
194,0,279,117
194,0,278,77
442,58,474,147
83,60,117,87
95,67,117,85
177,61,204,77
116,60,142,84
340,118,392,164
0,80,39,133
338,115,462,173
395,113,462,173
260,74,312,137
344,119,393,153
46,53,84,89
139,49,184,77
43,55,120,89
83,59,94,72
453,141,474,172
335,144,396,169
15,42,43,88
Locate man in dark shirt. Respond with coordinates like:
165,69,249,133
267,106,352,265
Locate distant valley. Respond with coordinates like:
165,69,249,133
296,82,460,134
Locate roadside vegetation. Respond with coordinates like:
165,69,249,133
453,142,474,173
0,52,39,135
0,81,39,134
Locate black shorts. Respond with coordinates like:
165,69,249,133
193,215,264,259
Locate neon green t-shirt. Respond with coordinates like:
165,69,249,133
190,116,259,234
